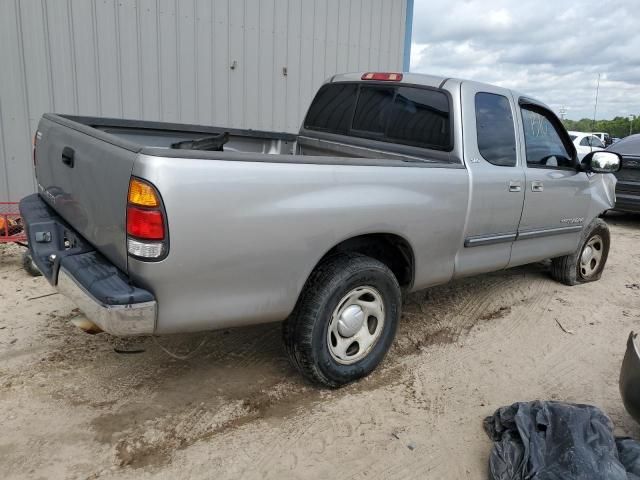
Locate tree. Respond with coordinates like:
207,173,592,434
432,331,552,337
562,115,640,138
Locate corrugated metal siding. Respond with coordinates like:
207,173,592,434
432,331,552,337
0,0,407,201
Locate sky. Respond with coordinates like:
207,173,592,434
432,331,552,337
410,0,640,120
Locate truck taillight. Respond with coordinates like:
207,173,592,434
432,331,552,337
128,178,159,207
127,207,164,239
361,72,403,81
126,178,168,259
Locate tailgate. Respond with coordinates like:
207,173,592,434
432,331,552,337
34,114,139,272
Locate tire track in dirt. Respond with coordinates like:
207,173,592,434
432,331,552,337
5,223,638,479
381,272,562,480
398,274,516,354
394,274,520,421
532,302,607,401
402,266,558,426
6,252,561,474
496,276,554,340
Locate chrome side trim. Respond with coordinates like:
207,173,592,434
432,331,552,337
464,224,583,248
57,268,157,336
464,232,517,248
516,225,582,240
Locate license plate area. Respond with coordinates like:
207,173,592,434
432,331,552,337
19,194,94,285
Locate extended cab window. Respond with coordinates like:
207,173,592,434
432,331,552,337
304,83,452,152
475,93,517,166
520,106,574,168
304,83,358,134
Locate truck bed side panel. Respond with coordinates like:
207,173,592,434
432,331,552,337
34,116,136,271
129,155,469,334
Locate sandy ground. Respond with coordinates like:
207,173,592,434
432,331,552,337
1,213,640,480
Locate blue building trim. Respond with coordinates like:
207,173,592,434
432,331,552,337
402,0,414,72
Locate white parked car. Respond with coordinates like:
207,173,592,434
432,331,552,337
590,132,612,146
568,131,605,160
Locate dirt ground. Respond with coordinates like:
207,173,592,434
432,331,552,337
1,213,640,480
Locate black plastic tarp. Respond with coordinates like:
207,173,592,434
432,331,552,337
483,401,640,479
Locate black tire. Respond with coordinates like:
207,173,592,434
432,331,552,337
283,253,401,388
22,250,42,277
550,218,610,286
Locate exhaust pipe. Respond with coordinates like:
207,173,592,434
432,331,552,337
71,317,103,335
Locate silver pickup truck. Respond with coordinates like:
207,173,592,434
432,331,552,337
21,72,622,387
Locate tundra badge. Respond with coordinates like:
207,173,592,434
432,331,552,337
560,217,584,224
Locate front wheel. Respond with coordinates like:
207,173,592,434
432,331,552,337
550,218,610,286
283,253,401,388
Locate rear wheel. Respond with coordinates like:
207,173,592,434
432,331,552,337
283,253,401,388
551,218,610,286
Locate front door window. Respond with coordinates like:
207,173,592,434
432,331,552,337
520,106,574,169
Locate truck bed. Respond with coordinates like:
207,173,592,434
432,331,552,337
51,114,298,155
49,114,454,164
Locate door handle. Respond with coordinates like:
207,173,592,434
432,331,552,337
531,181,544,192
508,181,522,192
61,147,75,168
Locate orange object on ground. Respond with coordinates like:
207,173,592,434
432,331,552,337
0,202,26,241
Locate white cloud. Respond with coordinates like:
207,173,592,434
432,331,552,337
487,9,512,28
410,0,640,119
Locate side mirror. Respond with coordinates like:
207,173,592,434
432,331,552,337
581,151,622,173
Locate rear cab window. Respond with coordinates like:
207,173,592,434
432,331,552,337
303,82,453,153
303,83,359,134
351,86,394,135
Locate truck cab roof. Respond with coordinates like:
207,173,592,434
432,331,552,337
328,71,542,110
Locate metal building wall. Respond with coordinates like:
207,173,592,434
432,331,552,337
0,0,409,201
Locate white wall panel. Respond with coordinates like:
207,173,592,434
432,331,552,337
0,0,33,201
70,0,100,115
138,0,161,120
158,0,178,120
272,0,288,131
228,0,245,128
94,0,121,117
284,0,302,132
0,0,408,200
258,0,275,131
178,0,197,122
118,0,143,119
212,0,229,126
195,0,214,125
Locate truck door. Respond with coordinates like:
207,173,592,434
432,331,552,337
454,83,525,277
508,98,591,267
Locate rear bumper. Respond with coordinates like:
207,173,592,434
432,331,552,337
19,194,156,336
620,332,640,424
57,268,156,335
